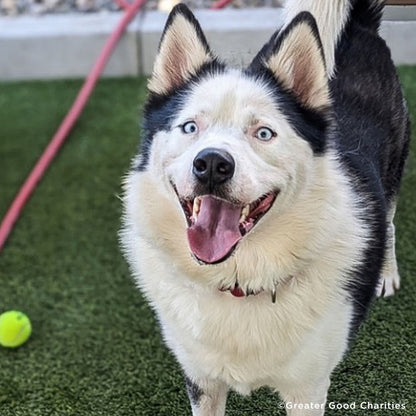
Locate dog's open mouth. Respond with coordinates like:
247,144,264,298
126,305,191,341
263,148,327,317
179,192,278,264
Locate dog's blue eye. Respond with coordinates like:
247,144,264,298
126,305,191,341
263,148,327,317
182,121,198,134
255,127,275,141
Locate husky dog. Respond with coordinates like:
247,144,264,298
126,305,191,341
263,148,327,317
121,0,410,414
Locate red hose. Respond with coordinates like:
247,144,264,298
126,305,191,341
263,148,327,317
114,0,130,10
0,0,147,253
211,0,234,9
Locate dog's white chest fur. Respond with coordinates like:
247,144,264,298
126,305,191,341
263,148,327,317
130,230,353,396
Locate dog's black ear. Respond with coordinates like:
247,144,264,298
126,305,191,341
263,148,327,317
148,4,213,95
250,12,330,111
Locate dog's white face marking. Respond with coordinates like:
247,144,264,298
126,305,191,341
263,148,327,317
146,69,317,265
150,69,314,216
141,9,333,267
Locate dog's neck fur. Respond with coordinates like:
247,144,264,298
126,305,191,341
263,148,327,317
125,151,367,298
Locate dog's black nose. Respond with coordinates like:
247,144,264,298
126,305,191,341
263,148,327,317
193,148,235,187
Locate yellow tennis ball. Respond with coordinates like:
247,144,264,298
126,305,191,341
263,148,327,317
0,310,32,348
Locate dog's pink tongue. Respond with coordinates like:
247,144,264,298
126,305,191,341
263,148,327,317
187,195,242,263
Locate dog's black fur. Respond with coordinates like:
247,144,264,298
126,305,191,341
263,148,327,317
331,0,410,331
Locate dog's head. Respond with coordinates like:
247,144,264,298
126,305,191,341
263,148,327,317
133,5,332,281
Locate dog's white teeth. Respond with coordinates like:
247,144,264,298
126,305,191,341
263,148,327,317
239,204,250,223
192,197,201,220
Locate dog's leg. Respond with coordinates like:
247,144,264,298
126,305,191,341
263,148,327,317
280,377,330,416
377,202,400,297
185,376,228,416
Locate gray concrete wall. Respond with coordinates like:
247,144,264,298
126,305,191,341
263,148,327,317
0,6,415,81
0,13,140,80
381,21,416,64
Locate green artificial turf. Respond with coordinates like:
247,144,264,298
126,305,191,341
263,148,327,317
0,69,415,416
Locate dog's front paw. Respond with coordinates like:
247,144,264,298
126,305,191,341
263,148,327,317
376,271,400,298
